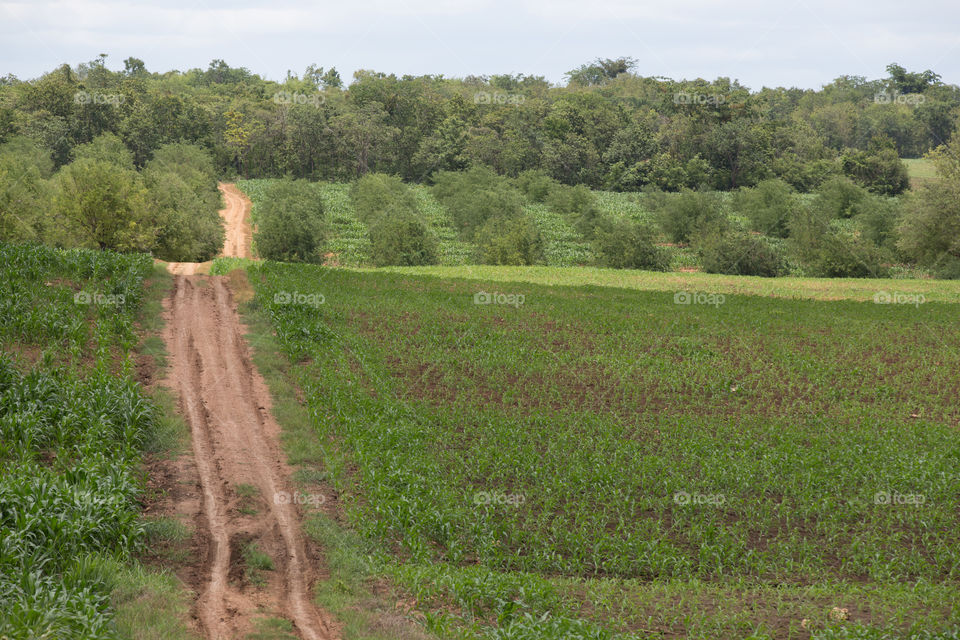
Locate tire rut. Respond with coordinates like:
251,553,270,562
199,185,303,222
163,274,335,639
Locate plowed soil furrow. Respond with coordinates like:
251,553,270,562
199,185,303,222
161,186,335,639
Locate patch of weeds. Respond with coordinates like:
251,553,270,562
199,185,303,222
243,542,275,588
247,616,298,640
236,483,260,516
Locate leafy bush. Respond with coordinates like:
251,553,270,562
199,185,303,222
840,138,910,196
852,194,902,256
812,176,868,219
513,171,601,239
350,173,440,266
593,219,670,270
897,146,960,277
814,231,890,278
254,178,326,262
368,212,438,267
545,184,594,216
513,170,558,203
70,132,135,169
143,170,224,261
432,167,525,240
349,172,419,225
474,215,544,265
697,230,787,277
655,189,726,244
789,206,888,278
547,184,600,238
143,143,224,262
771,156,841,192
732,178,799,238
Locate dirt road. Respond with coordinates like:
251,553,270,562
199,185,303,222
161,185,335,639
166,262,200,276
219,183,253,259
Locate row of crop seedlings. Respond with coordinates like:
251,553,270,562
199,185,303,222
524,204,594,267
410,186,474,266
0,242,157,638
316,182,371,266
593,191,655,224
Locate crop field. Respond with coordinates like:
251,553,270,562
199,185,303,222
594,191,655,225
315,182,373,265
241,261,960,639
525,203,594,266
233,181,840,274
365,264,960,303
903,158,937,181
411,186,475,266
236,180,626,268
0,243,162,638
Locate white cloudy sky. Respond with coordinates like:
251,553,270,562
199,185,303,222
2,0,958,88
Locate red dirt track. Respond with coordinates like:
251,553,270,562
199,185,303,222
161,184,336,639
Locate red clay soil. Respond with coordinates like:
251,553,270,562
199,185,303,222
218,183,253,260
161,183,335,639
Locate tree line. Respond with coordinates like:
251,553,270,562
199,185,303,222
251,162,960,279
1,57,956,192
1,56,958,276
0,133,223,261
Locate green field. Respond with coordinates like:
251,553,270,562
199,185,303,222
235,180,667,269
903,158,937,183
0,243,192,639
362,264,960,303
238,260,960,639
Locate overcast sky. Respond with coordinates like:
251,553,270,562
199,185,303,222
2,0,958,89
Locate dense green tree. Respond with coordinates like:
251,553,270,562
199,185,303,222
732,178,800,238
886,63,941,95
898,145,960,276
474,215,543,265
593,219,670,270
368,213,438,266
253,179,326,262
839,137,909,195
0,138,54,242
565,57,637,87
704,119,771,189
54,158,153,251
